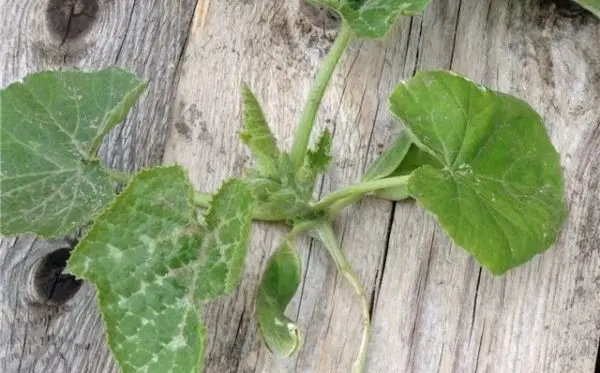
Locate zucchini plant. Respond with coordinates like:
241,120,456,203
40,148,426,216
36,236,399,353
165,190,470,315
0,1,567,372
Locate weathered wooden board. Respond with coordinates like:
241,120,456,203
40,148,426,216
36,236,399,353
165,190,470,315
1,0,599,373
0,0,197,372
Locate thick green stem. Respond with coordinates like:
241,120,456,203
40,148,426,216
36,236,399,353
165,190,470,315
312,221,370,373
312,175,411,212
290,23,354,169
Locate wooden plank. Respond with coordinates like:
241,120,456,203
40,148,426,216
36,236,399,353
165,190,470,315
0,1,598,373
164,1,600,373
0,0,197,372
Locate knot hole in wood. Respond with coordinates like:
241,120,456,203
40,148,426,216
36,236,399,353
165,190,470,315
30,245,83,306
298,0,341,30
46,0,99,44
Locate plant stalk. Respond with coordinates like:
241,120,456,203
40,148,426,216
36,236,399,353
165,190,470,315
290,23,354,169
312,175,411,212
312,221,370,373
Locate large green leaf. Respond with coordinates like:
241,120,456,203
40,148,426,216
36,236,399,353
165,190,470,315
311,0,432,38
256,241,303,357
68,166,254,373
241,84,280,175
0,68,147,237
390,71,567,274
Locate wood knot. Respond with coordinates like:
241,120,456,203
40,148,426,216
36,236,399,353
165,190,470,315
31,244,82,306
46,0,99,44
298,0,341,30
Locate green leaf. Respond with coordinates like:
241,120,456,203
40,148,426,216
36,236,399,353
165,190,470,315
241,84,280,175
311,0,432,38
256,241,303,357
305,129,333,174
390,71,567,274
575,0,600,18
363,132,412,181
67,166,254,373
0,68,147,237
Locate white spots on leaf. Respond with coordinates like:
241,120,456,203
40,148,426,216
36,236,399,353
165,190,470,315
166,334,187,352
107,244,124,262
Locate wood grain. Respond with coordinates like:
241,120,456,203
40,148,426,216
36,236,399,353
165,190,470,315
1,0,599,372
0,0,197,372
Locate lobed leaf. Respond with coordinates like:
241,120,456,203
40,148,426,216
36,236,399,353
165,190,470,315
390,71,567,274
68,166,254,373
311,0,432,38
305,129,333,174
256,241,303,357
241,84,280,175
0,68,147,237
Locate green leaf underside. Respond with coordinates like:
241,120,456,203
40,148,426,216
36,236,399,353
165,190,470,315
390,71,567,274
0,68,147,237
241,85,280,175
256,242,303,357
363,132,412,181
68,166,254,373
312,0,432,38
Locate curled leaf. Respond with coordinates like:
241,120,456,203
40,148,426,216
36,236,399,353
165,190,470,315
363,132,412,181
256,241,303,357
390,71,567,274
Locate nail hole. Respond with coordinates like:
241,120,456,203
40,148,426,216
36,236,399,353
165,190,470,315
33,246,83,305
46,0,99,44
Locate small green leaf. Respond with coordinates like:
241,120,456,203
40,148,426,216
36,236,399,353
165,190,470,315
256,241,303,357
0,68,147,237
241,84,280,175
247,154,317,222
305,129,333,174
68,166,254,373
390,71,567,274
363,133,412,181
311,0,432,38
575,0,600,18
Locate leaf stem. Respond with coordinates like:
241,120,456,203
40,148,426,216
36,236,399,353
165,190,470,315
289,23,354,169
103,168,132,185
312,221,370,373
193,191,212,209
312,175,411,212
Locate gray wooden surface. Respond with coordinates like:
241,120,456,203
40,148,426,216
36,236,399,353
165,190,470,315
1,1,599,373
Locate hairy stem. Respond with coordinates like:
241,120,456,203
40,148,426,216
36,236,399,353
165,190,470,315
290,23,354,169
312,175,411,212
312,221,370,373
